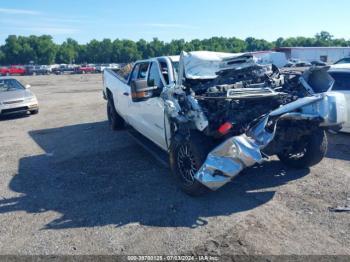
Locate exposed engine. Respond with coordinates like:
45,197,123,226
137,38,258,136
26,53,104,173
181,62,306,137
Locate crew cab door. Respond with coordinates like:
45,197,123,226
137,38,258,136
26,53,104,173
128,61,167,150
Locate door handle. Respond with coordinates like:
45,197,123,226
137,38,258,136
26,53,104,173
123,92,129,96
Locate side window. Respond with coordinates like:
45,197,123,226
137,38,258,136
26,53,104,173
129,62,149,82
159,61,170,85
138,63,149,79
148,62,164,88
129,64,140,82
330,72,350,91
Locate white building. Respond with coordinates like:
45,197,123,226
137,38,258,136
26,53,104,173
274,47,350,64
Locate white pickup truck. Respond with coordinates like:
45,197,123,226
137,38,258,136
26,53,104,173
103,51,347,196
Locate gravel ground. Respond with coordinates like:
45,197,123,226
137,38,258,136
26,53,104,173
0,74,349,255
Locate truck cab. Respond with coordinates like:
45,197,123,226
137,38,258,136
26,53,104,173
104,56,179,149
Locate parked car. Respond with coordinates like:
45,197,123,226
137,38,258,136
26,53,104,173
96,63,120,73
0,67,7,76
52,64,77,75
328,68,350,133
0,77,39,115
284,59,312,68
334,57,350,65
76,64,96,74
311,60,327,66
26,65,51,75
0,66,26,76
102,51,346,196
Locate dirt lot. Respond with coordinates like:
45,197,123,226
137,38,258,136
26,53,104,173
0,74,349,255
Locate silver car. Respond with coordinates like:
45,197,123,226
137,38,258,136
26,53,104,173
0,77,39,115
328,68,350,133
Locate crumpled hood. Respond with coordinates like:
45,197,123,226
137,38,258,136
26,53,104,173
177,51,277,85
0,89,33,102
177,51,247,83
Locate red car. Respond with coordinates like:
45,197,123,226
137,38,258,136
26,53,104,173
76,65,96,74
0,66,26,76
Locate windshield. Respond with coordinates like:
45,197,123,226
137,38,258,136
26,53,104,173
335,58,350,64
0,79,24,92
329,71,350,91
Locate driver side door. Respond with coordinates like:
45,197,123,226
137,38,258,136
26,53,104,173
130,61,168,150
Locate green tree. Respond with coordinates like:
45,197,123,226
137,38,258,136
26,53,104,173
1,31,350,65
0,49,5,64
2,35,22,64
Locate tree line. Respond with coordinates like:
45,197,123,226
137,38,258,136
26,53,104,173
0,31,348,65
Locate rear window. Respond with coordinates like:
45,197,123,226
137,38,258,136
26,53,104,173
329,72,350,91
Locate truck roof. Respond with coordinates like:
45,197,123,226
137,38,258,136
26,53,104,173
135,55,180,64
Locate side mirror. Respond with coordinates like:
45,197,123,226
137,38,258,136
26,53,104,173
24,84,31,89
147,78,155,87
130,79,157,102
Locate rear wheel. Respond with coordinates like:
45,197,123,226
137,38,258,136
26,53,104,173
107,99,124,130
169,131,213,196
277,129,327,168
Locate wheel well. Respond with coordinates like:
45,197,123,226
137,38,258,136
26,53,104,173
106,88,113,101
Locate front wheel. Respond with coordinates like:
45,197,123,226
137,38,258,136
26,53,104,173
169,132,213,196
277,129,327,168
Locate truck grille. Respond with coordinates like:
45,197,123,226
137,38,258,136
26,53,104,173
227,88,278,99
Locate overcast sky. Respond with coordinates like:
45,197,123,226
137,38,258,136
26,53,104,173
0,0,349,44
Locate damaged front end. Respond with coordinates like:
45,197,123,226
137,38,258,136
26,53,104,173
163,51,347,191
195,92,346,190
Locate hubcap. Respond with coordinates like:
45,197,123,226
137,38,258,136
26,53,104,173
288,149,306,159
177,144,198,185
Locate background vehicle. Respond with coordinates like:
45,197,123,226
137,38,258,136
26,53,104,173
26,65,51,75
328,68,350,132
334,57,350,64
311,60,327,66
75,64,96,74
103,52,345,195
0,77,39,115
0,66,26,76
52,64,77,75
285,59,312,67
96,63,120,73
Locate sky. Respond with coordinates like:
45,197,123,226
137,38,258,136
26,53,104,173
0,0,349,44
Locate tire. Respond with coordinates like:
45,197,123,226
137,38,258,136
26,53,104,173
30,109,39,115
169,131,213,196
107,99,124,130
277,129,327,168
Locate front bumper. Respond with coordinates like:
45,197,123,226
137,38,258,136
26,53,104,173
195,92,347,190
0,101,39,115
